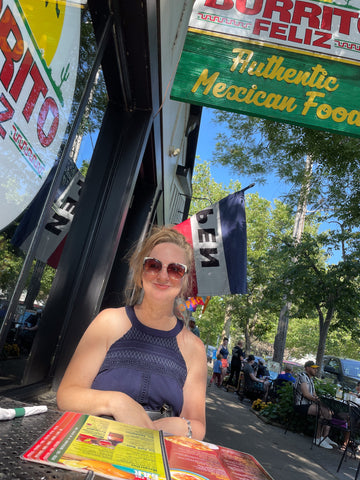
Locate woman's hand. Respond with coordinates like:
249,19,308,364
108,392,155,430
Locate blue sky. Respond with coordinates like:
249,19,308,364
195,107,289,202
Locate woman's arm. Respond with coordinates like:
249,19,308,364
56,308,154,429
154,332,208,440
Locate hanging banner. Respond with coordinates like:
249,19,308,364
0,0,81,231
174,190,247,297
171,0,360,138
12,164,85,269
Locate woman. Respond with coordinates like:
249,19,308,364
57,227,207,439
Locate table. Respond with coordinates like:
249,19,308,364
0,397,99,479
320,395,349,416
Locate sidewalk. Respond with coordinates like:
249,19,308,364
204,385,359,480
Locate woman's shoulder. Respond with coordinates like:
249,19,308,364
92,306,126,322
90,306,131,338
178,326,206,356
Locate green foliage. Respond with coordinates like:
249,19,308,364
0,227,55,304
37,264,56,302
79,161,90,177
70,8,108,137
0,234,23,296
261,383,300,429
196,296,226,347
191,161,294,350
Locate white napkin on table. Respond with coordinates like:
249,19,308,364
0,405,48,420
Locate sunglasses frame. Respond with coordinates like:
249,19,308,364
143,257,188,279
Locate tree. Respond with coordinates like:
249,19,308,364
267,231,360,367
0,234,23,299
212,111,360,361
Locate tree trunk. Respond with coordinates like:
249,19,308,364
273,300,291,363
244,326,251,355
273,155,313,364
222,304,232,340
316,304,335,375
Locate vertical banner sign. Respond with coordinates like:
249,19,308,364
174,190,247,297
0,0,81,231
171,0,360,138
12,167,85,268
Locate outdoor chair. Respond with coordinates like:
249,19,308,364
318,395,351,449
337,401,360,479
284,385,318,448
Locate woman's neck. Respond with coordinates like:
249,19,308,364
134,299,177,330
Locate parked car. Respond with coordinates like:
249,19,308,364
321,356,360,390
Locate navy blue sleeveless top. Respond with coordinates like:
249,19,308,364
92,306,187,416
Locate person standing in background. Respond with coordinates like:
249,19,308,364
227,340,245,388
208,354,223,387
217,337,229,386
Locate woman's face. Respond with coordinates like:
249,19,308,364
142,242,187,302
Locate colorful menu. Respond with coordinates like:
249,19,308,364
22,412,169,480
165,436,274,480
22,412,274,480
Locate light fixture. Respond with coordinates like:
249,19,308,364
169,146,181,157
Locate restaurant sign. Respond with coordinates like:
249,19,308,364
171,0,360,138
0,0,81,231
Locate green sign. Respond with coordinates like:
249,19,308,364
171,30,360,137
171,0,360,137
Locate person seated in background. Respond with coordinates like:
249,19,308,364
256,358,270,379
243,355,271,401
294,360,335,449
276,364,296,384
57,226,207,440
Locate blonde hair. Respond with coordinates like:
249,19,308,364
125,226,194,307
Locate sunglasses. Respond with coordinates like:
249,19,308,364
143,257,188,280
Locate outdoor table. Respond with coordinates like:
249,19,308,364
0,396,100,479
319,395,349,416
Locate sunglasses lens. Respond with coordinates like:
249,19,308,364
143,257,187,280
167,263,186,279
143,258,162,273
